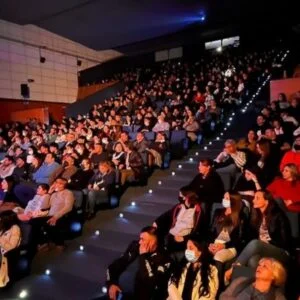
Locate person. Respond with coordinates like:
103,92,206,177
214,139,247,191
280,135,300,172
220,258,287,300
154,190,203,254
32,153,62,185
167,237,218,300
119,144,144,186
89,143,108,169
152,115,170,133
267,163,300,212
184,159,224,223
106,226,172,300
224,190,291,282
256,139,281,187
67,158,94,191
86,161,116,219
11,156,29,182
233,165,262,202
0,176,19,212
58,155,78,181
0,210,21,287
209,193,247,264
16,184,50,221
0,156,15,179
37,178,74,250
237,130,258,154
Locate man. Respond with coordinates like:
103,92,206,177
89,143,108,169
120,144,144,185
106,226,172,300
133,132,150,164
32,153,62,185
0,156,16,179
38,178,75,250
214,139,247,191
86,161,116,219
12,155,29,182
59,155,78,181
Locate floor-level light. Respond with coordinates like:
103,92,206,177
102,286,107,294
95,230,100,236
131,201,136,206
189,158,193,162
119,213,124,218
195,152,199,156
45,269,51,275
158,181,162,185
204,146,208,150
19,290,28,299
172,171,176,176
178,164,182,169
148,189,153,194
79,245,84,251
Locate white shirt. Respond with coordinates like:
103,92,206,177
169,205,195,237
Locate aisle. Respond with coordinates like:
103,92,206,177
0,83,268,300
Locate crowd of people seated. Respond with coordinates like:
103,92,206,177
0,47,294,295
104,85,299,299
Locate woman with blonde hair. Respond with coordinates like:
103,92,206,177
220,258,287,299
267,163,300,212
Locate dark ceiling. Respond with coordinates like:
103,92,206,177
0,0,297,51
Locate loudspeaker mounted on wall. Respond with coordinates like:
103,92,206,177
40,56,46,63
20,84,30,98
77,60,82,66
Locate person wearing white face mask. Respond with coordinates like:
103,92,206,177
167,236,219,300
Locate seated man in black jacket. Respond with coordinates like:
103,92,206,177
106,226,172,300
183,158,224,224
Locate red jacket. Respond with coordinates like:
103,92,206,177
267,178,300,212
280,150,300,172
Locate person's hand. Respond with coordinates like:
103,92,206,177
88,184,92,190
47,216,57,226
18,213,31,221
112,159,119,166
284,199,293,207
108,284,122,300
119,164,124,169
93,186,100,191
174,235,184,242
248,171,257,182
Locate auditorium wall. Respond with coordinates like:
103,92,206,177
0,19,122,104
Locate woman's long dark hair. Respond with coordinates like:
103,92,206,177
0,210,19,235
170,240,213,297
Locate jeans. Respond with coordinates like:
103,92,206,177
237,239,290,268
86,190,109,214
216,164,239,191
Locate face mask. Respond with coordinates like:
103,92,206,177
185,249,198,263
294,144,300,151
28,150,33,155
222,198,231,208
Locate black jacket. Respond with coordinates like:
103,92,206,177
184,170,224,204
127,151,144,178
209,208,248,254
248,201,291,251
106,241,172,300
88,170,116,190
67,169,94,190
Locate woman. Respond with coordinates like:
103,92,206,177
111,142,125,169
225,190,291,282
0,210,21,287
220,258,287,300
267,163,300,212
167,237,218,300
209,193,247,264
256,139,281,187
0,176,19,212
154,190,203,253
237,130,257,154
147,132,169,168
233,166,262,202
27,154,43,181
